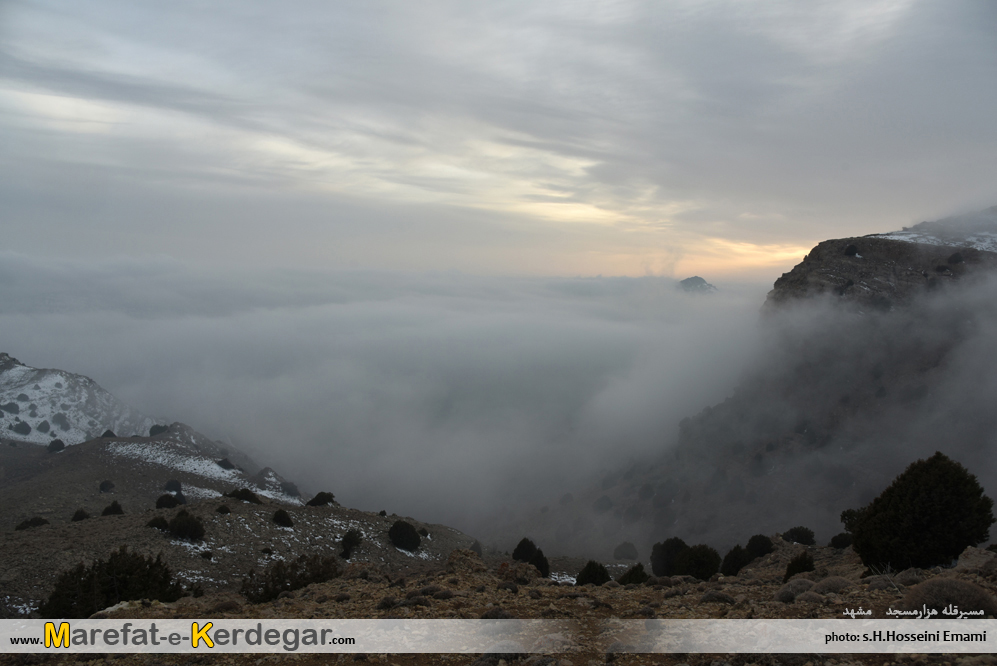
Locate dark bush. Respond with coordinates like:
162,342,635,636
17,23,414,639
650,537,689,577
149,424,169,437
378,510,387,516
101,501,124,516
39,546,183,618
745,534,774,560
12,421,30,436
241,554,342,603
512,537,538,562
99,480,115,493
841,452,995,569
844,244,858,256
174,491,187,505
783,551,815,582
156,494,180,509
529,548,550,578
340,528,362,558
37,420,50,433
617,562,650,585
674,544,721,580
830,532,853,549
613,541,638,560
200,551,213,560
470,540,483,556
389,520,421,551
575,560,611,586
783,526,816,545
168,510,205,541
273,509,294,528
216,505,231,514
224,488,263,504
15,516,49,531
101,429,116,438
164,479,182,493
71,509,89,522
47,439,65,453
720,545,753,577
147,516,169,531
593,495,614,513
0,402,19,414
900,578,997,618
216,458,235,470
418,527,429,537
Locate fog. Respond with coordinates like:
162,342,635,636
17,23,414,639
0,251,767,534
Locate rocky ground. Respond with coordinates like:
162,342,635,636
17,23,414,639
5,538,997,666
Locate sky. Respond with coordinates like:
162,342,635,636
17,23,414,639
1,0,995,279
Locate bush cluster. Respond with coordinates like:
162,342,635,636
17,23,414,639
15,516,49,531
47,440,65,453
617,562,650,585
101,501,124,516
830,532,853,549
650,537,689,577
241,554,342,603
650,538,720,580
149,424,169,437
147,516,169,531
783,526,816,545
224,488,263,504
340,529,362,559
389,520,421,551
168,509,205,541
39,546,182,618
512,538,537,562
783,551,815,582
841,452,995,569
745,534,774,560
575,560,610,586
273,509,294,528
720,545,752,577
101,430,116,438
99,480,115,493
217,505,231,514
71,509,89,522
156,494,181,509
529,549,550,578
306,491,336,507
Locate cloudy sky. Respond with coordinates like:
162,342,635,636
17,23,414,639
2,0,995,279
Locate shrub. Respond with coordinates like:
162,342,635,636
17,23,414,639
720,545,753,577
378,510,387,517
241,554,342,603
164,479,182,492
15,516,49,531
156,494,180,509
830,532,853,549
650,537,689,577
593,495,614,513
37,420,50,433
0,402,19,414
512,538,538,562
389,520,421,551
617,562,650,585
149,424,169,436
775,578,814,603
745,534,774,560
47,439,65,453
783,526,816,545
783,551,815,582
147,516,169,531
674,544,721,580
168,510,205,541
900,578,997,618
216,458,235,470
418,527,429,537
340,528,362,559
101,429,116,438
71,509,89,522
11,421,31,435
99,480,115,493
224,488,263,504
216,505,231,514
613,542,638,560
529,548,550,578
812,576,852,595
575,560,611,586
841,452,995,569
174,491,187,505
273,509,294,528
305,492,336,506
470,540,483,556
101,501,123,516
39,546,183,618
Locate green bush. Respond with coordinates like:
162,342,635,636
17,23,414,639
575,560,610,586
745,534,774,560
156,494,180,509
613,542,638,560
650,537,689,577
241,554,342,603
340,528,362,559
783,526,815,545
617,562,650,585
224,488,263,504
39,546,182,618
783,551,815,582
306,491,336,507
720,545,753,577
149,424,169,436
841,452,995,569
529,548,550,578
101,501,123,516
512,538,537,562
164,479,182,492
470,540,483,556
101,430,116,438
147,516,169,531
675,544,721,580
99,480,115,493
15,516,49,531
216,505,231,514
168,510,205,541
47,440,65,453
830,532,853,549
389,520,421,551
273,509,294,528
71,509,89,522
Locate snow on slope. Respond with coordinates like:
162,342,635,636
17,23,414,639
871,206,997,253
0,353,154,445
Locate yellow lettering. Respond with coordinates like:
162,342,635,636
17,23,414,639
191,622,214,648
45,622,70,649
